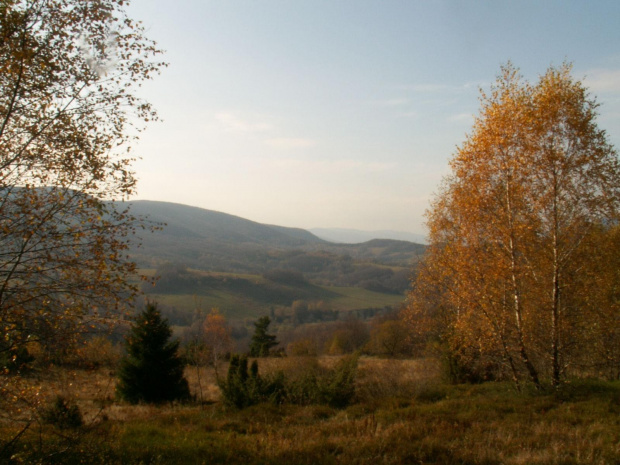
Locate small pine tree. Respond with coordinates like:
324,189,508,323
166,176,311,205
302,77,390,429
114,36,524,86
219,354,285,408
117,303,190,404
249,316,278,357
219,354,259,408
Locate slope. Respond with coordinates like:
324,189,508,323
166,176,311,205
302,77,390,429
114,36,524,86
124,200,425,280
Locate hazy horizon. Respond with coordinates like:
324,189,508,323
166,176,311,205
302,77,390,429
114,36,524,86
125,198,427,244
126,0,620,236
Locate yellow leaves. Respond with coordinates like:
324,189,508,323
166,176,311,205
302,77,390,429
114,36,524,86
407,62,620,385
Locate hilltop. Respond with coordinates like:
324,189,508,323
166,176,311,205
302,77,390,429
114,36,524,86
119,200,425,322
125,200,426,274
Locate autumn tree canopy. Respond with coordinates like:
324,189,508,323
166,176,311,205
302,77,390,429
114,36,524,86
404,63,620,387
0,0,164,359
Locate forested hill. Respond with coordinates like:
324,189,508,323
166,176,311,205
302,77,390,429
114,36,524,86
127,200,324,248
123,200,425,274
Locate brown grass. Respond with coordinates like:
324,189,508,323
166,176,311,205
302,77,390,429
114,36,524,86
1,357,619,464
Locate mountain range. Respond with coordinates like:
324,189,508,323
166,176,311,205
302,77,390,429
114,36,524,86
126,200,426,274
120,200,426,322
309,228,427,244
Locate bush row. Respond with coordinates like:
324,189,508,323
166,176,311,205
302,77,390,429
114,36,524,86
219,354,358,409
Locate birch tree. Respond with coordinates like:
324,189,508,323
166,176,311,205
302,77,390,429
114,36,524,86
405,63,620,386
0,0,164,362
203,308,233,376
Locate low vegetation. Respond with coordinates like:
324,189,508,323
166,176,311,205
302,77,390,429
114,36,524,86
219,354,358,409
1,356,619,464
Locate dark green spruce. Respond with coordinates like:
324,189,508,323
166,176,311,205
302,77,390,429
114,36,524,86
117,302,190,404
249,316,278,357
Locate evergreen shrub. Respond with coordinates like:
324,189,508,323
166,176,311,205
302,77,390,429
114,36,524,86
219,354,359,409
42,396,83,429
117,303,190,404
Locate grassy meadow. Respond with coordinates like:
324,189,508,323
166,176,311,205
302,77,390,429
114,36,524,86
141,267,405,321
1,357,619,464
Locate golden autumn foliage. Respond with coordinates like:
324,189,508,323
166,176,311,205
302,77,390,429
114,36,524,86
184,308,234,401
404,63,620,387
0,0,164,354
0,0,163,422
202,308,234,367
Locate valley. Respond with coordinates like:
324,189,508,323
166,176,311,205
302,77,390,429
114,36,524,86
126,200,423,325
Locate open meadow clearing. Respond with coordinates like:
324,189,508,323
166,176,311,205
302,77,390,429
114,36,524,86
1,357,619,464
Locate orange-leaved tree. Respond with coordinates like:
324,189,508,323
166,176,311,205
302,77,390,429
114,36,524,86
203,308,233,376
0,0,164,430
404,63,620,387
0,0,164,358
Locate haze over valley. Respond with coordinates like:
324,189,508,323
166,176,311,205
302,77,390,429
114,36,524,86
126,200,424,324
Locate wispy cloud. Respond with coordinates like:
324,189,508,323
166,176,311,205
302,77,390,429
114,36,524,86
214,112,318,150
215,112,273,133
583,68,620,93
264,138,317,149
402,81,484,94
270,158,395,173
447,113,473,123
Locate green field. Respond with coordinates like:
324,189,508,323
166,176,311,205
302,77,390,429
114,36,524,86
149,285,404,321
141,269,405,321
322,285,404,309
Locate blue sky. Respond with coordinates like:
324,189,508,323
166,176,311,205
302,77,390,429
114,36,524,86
126,0,620,235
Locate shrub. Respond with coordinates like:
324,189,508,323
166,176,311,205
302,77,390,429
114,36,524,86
0,345,34,373
317,354,358,408
443,347,503,384
286,339,317,357
62,336,122,369
42,396,83,429
117,303,190,404
219,355,284,408
219,355,257,408
281,355,358,407
220,355,359,409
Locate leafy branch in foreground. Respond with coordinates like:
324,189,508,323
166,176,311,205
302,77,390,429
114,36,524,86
0,0,165,436
0,0,164,361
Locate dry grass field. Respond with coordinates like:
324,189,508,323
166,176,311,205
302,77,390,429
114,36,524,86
1,356,619,464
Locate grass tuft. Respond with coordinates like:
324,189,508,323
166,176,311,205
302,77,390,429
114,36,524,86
2,358,619,464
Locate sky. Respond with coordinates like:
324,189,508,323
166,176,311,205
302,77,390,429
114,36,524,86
124,0,620,236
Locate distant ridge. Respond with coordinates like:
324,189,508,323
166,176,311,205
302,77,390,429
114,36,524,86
127,200,325,247
123,200,425,272
310,227,427,245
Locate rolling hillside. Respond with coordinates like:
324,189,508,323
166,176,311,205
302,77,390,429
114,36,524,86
310,227,427,244
140,268,405,323
122,200,425,322
125,200,425,272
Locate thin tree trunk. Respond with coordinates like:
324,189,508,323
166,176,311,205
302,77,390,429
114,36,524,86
505,177,541,388
502,337,521,392
551,170,562,387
